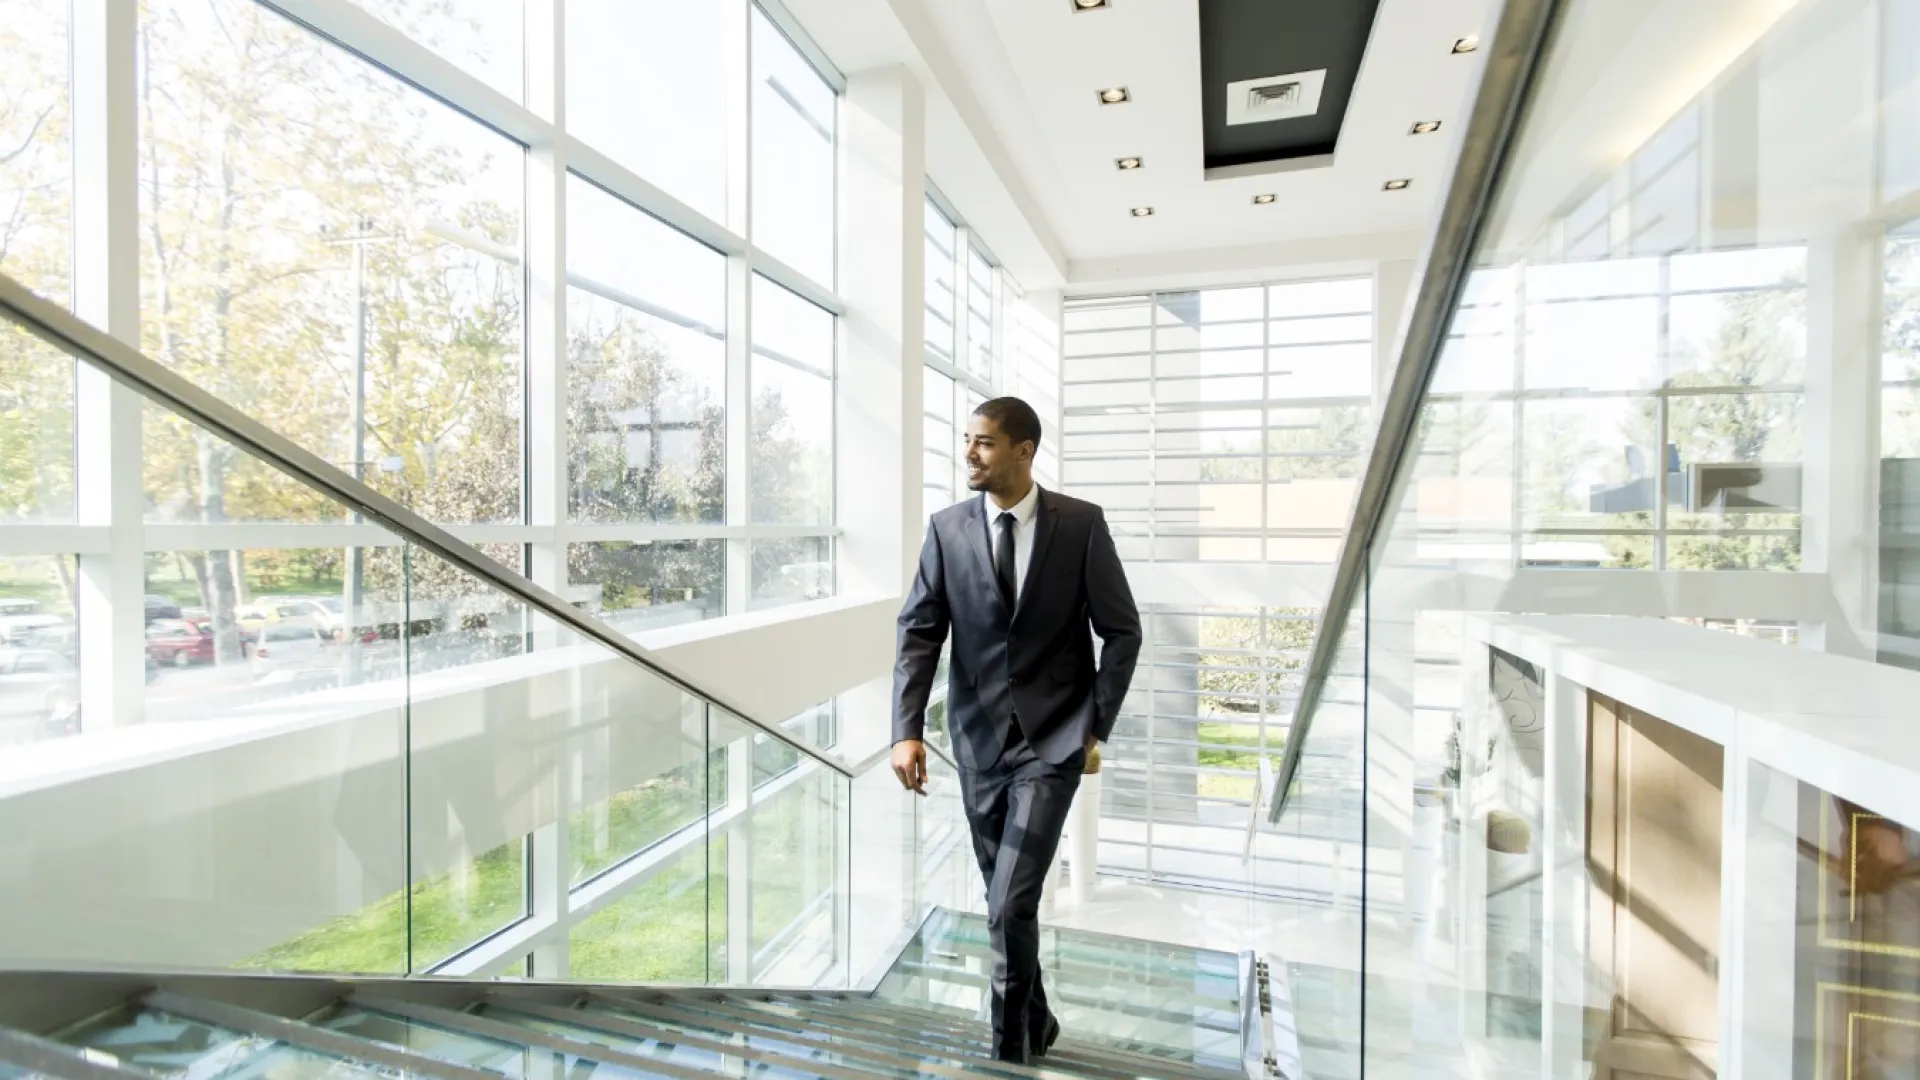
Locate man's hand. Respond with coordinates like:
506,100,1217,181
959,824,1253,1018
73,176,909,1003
892,739,928,795
1085,734,1099,755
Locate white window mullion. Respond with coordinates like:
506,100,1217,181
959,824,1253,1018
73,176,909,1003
724,0,753,617
522,0,572,978
72,0,144,734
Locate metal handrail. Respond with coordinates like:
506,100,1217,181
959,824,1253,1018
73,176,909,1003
1265,0,1568,824
0,273,853,778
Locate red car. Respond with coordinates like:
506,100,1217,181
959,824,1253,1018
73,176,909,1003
145,619,215,668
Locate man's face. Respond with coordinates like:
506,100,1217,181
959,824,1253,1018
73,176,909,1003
964,413,1032,494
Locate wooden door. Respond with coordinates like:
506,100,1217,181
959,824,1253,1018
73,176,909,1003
1587,693,1723,1080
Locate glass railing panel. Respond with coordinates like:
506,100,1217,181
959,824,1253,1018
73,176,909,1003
1254,588,1364,1080
703,704,849,989
0,345,424,973
874,908,1244,1068
848,750,918,987
1738,769,1920,1080
1272,0,1920,1077
920,749,974,919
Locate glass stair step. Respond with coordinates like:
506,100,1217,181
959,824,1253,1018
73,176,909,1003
482,999,894,1080
52,990,491,1080
314,1006,557,1079
591,997,1020,1080
347,994,708,1080
617,994,1128,1080
714,994,1213,1080
775,996,1241,1080
875,961,1241,1056
0,1026,155,1080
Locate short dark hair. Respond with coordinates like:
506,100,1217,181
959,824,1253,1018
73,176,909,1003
973,396,1043,451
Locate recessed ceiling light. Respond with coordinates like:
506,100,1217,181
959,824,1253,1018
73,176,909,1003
1383,179,1412,191
1115,156,1143,170
1451,35,1479,54
1071,0,1111,9
1410,120,1442,135
1097,86,1131,105
1252,193,1276,205
1130,206,1154,218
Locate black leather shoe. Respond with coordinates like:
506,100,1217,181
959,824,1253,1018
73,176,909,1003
1031,1014,1062,1058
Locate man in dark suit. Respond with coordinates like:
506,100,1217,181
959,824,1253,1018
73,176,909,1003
892,395,1141,1063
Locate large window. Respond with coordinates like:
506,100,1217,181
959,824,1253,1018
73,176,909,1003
566,176,727,526
751,8,835,284
1063,281,1374,566
567,1,726,222
1428,248,1808,570
140,0,526,525
1060,278,1375,887
1,0,74,525
920,197,1001,519
0,0,844,979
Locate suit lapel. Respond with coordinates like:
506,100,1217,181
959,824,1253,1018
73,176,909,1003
963,497,1006,615
1013,487,1059,623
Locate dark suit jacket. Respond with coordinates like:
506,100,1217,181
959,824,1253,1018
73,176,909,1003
893,486,1142,771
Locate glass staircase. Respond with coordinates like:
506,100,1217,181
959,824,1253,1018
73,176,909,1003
874,910,1246,1072
0,913,1294,1080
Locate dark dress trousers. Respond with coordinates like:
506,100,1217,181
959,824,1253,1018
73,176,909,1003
893,486,1141,1060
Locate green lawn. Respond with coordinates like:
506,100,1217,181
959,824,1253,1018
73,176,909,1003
239,839,527,975
236,758,835,981
1194,721,1275,802
570,838,724,982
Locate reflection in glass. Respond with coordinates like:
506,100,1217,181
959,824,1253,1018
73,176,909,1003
924,200,957,361
751,8,835,285
0,554,78,747
749,275,833,527
141,546,405,721
750,537,831,611
966,247,995,380
0,0,70,305
567,176,726,526
0,330,74,524
351,0,524,101
567,540,723,632
566,0,726,223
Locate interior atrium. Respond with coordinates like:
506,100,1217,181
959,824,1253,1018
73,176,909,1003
1,0,1916,1077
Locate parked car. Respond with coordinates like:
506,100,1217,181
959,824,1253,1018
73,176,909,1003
145,618,215,668
144,595,183,624
249,621,334,682
0,599,65,647
255,596,347,636
0,645,79,740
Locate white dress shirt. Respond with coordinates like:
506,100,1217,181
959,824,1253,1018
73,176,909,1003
985,483,1040,604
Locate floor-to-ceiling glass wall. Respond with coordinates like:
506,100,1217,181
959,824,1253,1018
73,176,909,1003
1061,278,1375,891
0,0,849,983
1270,0,1920,1077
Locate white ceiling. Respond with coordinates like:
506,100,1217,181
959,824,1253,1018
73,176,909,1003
784,0,1500,290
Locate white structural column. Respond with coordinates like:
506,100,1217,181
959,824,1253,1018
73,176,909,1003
832,66,925,960
723,0,754,614
834,65,926,756
522,0,572,977
837,64,926,601
72,0,145,734
1799,228,1881,658
1539,671,1590,1079
1372,259,1418,410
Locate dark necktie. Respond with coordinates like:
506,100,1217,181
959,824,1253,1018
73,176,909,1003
995,511,1018,608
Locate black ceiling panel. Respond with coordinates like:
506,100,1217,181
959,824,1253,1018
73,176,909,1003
1199,0,1382,171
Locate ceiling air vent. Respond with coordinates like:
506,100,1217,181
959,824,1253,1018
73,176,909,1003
1225,70,1326,126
